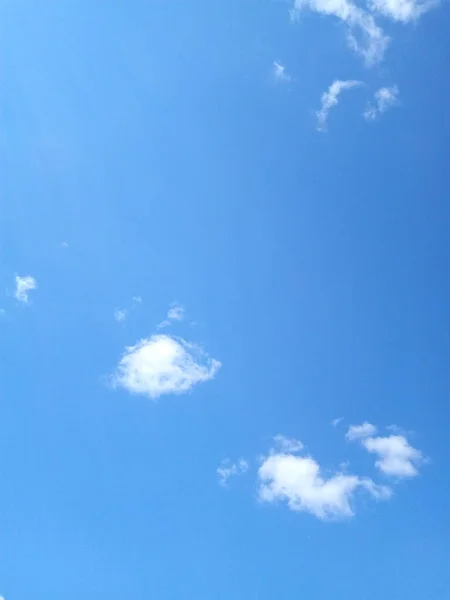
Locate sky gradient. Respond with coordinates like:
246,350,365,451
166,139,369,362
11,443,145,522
0,1,449,599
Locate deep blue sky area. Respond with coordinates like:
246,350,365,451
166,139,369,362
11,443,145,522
0,1,449,599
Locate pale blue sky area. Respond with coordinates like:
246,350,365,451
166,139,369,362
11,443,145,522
0,1,449,599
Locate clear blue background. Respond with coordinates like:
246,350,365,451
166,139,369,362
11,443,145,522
0,1,449,598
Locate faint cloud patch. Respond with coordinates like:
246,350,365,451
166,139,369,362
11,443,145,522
14,275,37,303
114,308,128,323
331,417,343,427
364,85,399,120
217,458,249,486
273,434,304,453
273,60,291,83
158,302,185,329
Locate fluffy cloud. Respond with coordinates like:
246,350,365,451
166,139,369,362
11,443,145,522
217,458,249,486
292,0,389,65
316,80,362,131
273,61,291,82
364,85,399,120
14,275,37,303
113,334,220,399
258,447,391,520
369,0,436,21
347,423,424,477
363,434,424,477
346,421,377,440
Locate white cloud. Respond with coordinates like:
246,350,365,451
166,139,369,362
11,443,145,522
369,0,436,21
293,0,389,65
331,417,343,427
347,423,424,477
132,295,143,305
273,434,304,453
364,85,399,120
112,334,221,399
316,79,362,131
346,422,377,440
217,458,249,486
14,275,37,303
362,434,424,477
273,61,291,82
114,308,128,322
258,448,391,520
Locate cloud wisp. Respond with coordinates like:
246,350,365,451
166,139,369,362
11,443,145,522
316,79,362,131
273,61,291,83
217,458,249,486
347,423,424,477
292,0,390,65
369,0,437,22
158,302,186,329
14,275,37,303
364,85,399,120
112,334,221,400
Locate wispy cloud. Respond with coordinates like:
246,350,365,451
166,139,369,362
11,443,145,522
158,302,186,329
258,441,391,520
364,85,399,120
273,434,304,453
347,423,425,477
217,458,249,486
292,0,389,65
114,308,128,323
316,80,362,131
369,0,437,22
112,334,221,399
14,275,37,303
273,60,291,82
331,417,344,427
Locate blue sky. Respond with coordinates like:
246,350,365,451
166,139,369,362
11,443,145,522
0,0,449,598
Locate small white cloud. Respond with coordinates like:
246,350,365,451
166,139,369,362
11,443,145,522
132,295,143,306
362,434,424,477
331,417,343,427
364,85,399,120
347,423,425,478
112,334,221,399
292,0,390,65
346,422,378,441
369,0,436,21
114,308,128,322
217,458,249,486
14,275,37,303
316,80,362,132
273,434,304,453
258,450,391,520
273,61,291,82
